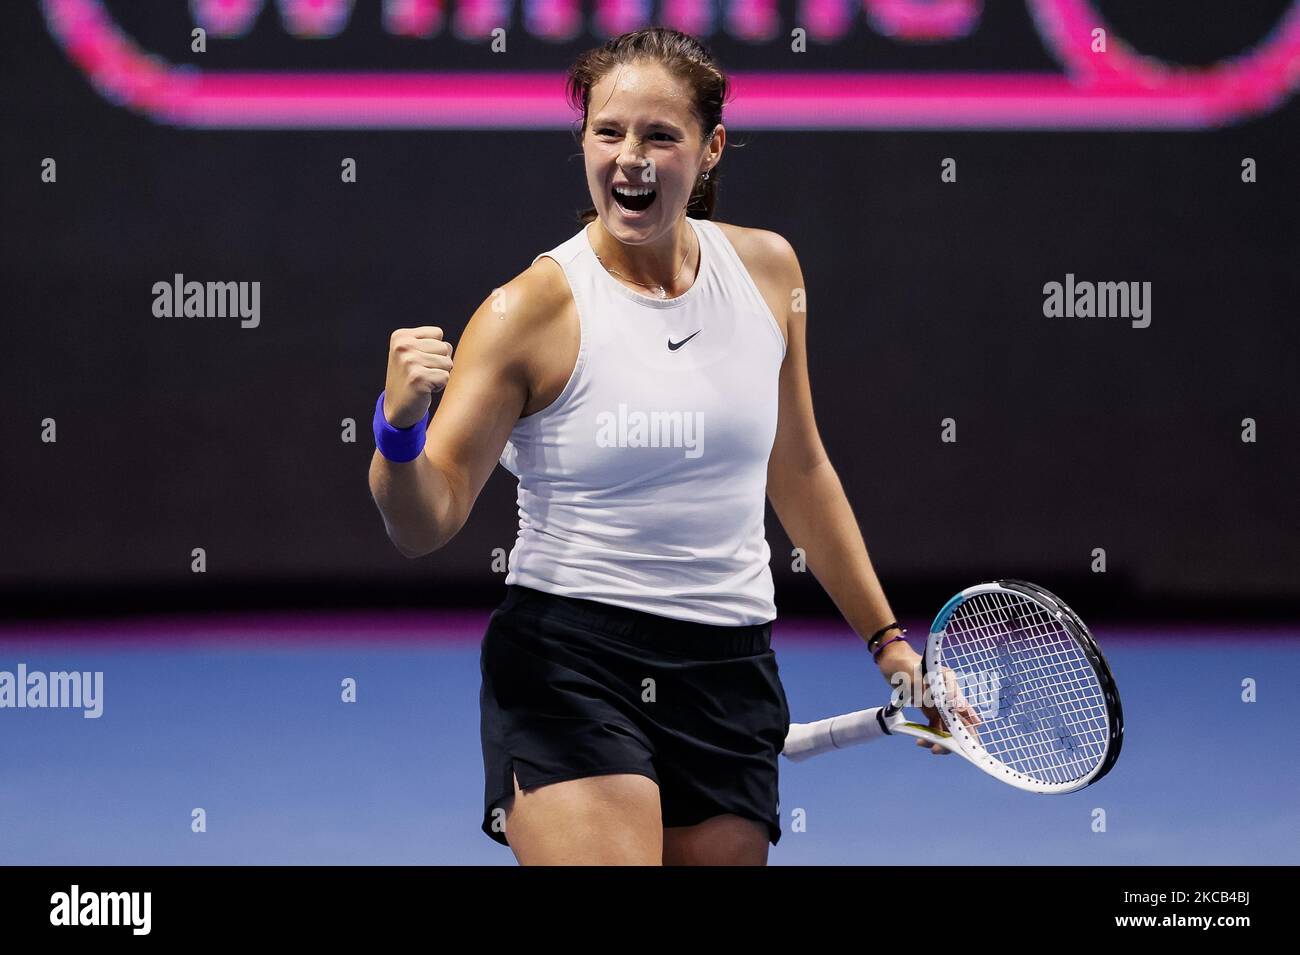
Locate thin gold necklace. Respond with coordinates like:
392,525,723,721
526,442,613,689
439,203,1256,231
594,228,697,300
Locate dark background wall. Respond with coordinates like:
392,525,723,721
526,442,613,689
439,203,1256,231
2,1,1296,619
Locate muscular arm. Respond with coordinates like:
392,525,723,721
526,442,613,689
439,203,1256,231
368,261,563,557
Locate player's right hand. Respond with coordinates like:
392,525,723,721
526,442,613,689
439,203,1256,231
383,326,455,428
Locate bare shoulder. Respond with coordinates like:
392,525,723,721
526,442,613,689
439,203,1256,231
516,252,573,309
491,253,574,333
459,251,578,417
711,221,799,280
461,252,573,356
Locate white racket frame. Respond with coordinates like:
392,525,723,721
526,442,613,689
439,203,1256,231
780,581,1121,795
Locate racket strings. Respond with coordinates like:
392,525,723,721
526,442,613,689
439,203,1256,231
946,596,1107,782
936,591,1109,785
955,605,1107,783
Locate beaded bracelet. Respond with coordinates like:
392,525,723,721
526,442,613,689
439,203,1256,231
872,632,910,662
866,620,902,651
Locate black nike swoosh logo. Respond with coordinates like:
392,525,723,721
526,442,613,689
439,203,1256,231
668,330,701,350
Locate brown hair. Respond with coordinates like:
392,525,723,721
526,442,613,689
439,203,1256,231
566,27,732,223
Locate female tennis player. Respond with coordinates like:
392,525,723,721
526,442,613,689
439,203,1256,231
368,28,945,866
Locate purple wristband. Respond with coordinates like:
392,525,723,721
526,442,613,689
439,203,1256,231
872,633,909,661
373,391,429,463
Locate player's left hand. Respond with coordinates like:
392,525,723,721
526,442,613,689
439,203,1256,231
917,666,982,755
877,645,981,756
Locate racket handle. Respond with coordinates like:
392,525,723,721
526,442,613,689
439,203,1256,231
781,707,888,762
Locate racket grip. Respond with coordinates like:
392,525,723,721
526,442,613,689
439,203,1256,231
781,707,888,762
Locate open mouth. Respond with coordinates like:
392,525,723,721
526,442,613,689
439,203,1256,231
612,186,657,213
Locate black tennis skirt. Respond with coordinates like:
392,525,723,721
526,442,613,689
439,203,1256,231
479,584,790,848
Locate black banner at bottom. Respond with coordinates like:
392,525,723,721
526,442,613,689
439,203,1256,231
0,866,1281,941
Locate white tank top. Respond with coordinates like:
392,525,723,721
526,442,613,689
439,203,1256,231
499,216,787,625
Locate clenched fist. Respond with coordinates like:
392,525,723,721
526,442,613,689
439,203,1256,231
383,326,455,428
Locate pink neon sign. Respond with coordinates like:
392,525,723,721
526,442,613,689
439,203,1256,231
41,0,1300,128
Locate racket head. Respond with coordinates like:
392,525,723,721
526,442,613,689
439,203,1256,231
922,580,1123,794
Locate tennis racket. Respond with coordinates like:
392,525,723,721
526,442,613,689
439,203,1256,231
781,579,1123,793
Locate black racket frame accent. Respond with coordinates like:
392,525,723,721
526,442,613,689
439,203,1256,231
993,579,1125,786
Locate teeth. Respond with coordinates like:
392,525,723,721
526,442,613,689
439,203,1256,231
614,186,654,196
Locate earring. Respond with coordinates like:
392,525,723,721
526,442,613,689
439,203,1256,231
702,170,711,181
